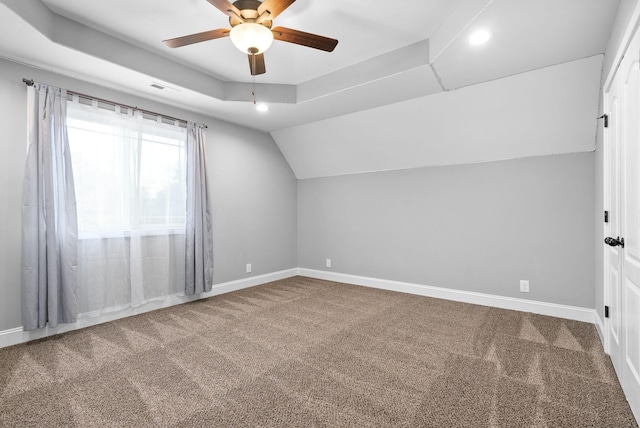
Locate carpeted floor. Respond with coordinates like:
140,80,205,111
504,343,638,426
0,276,636,427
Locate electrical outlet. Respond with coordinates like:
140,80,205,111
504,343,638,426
326,259,331,268
520,280,530,293
246,263,252,274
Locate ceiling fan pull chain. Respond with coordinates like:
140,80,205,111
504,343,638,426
251,53,257,105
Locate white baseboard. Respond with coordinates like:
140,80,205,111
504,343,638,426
0,268,297,349
297,268,598,324
594,313,606,345
0,267,600,349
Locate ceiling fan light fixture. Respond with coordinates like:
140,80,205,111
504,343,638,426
230,23,274,54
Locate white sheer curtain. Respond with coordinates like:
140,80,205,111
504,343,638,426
22,83,78,330
66,99,187,316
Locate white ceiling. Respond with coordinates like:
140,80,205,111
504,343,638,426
0,0,621,177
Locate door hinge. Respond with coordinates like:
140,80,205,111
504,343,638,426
605,305,610,318
604,210,609,223
598,114,609,128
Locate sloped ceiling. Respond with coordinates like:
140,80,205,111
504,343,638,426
275,56,603,178
0,0,619,178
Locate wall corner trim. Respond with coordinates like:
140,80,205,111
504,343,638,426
297,268,598,324
0,268,298,349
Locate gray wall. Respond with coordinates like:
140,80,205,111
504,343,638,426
298,153,595,309
0,58,297,331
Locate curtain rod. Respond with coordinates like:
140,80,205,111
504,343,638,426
22,78,207,129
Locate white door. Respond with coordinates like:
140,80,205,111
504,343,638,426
605,62,623,377
605,26,640,420
620,27,640,414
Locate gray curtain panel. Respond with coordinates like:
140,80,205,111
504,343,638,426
185,123,213,294
22,83,79,330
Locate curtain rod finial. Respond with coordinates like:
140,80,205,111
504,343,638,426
22,78,34,86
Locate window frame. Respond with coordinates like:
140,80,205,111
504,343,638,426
65,98,188,239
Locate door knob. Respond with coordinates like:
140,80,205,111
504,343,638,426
605,236,625,248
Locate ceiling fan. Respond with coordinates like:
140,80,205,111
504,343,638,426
163,0,339,76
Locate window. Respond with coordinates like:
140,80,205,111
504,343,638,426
66,99,187,237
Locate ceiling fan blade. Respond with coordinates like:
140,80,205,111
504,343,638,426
258,0,296,20
163,28,230,48
248,53,266,75
272,26,338,52
206,0,240,16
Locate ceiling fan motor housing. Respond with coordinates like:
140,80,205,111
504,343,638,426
230,0,273,28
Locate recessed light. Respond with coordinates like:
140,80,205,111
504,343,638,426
468,29,492,45
256,103,269,112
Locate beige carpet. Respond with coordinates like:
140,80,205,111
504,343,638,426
0,276,636,427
